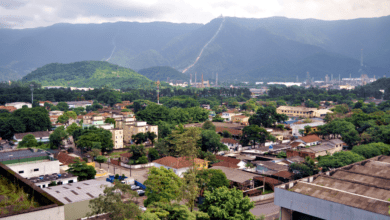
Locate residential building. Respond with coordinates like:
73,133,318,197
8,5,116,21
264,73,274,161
210,166,259,191
120,152,132,164
111,129,124,149
221,111,240,121
253,161,288,175
289,121,325,136
0,163,65,220
153,156,208,177
275,156,390,220
14,131,51,145
299,139,345,157
0,149,59,178
221,138,242,152
49,110,64,116
52,101,93,109
5,102,32,109
201,104,210,109
214,155,246,169
296,134,322,146
29,173,77,188
231,115,249,124
0,105,17,112
120,120,158,144
43,180,113,220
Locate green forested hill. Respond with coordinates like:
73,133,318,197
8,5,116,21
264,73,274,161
138,66,189,81
22,61,152,89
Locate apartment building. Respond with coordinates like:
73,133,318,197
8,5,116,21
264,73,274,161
119,120,158,144
277,106,332,118
111,129,124,149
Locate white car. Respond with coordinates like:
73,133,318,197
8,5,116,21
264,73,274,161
139,206,147,211
131,185,140,190
137,189,145,196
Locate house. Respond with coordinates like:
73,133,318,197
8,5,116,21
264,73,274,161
153,156,208,177
49,110,64,116
210,166,259,191
214,155,247,169
300,139,345,157
297,134,322,146
0,149,59,178
43,180,113,220
0,105,17,112
39,101,53,107
231,115,249,124
221,112,240,121
120,152,132,164
221,138,242,152
286,156,306,164
201,104,210,110
253,161,288,175
277,106,331,118
5,102,32,109
215,127,242,137
14,131,51,145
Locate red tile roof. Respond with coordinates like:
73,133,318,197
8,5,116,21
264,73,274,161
232,115,248,119
272,171,294,179
254,176,282,185
57,152,78,166
216,127,242,136
212,161,239,169
215,155,241,165
290,142,303,148
221,138,239,145
0,106,17,112
153,156,206,169
299,134,322,143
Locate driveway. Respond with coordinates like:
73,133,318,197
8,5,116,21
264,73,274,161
97,162,149,183
251,202,280,219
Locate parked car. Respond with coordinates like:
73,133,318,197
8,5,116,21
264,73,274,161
137,189,145,196
131,185,140,190
139,206,147,211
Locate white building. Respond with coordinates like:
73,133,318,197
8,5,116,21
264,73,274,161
5,102,32,109
267,82,302,87
14,131,51,145
29,173,78,188
0,149,60,178
221,112,240,121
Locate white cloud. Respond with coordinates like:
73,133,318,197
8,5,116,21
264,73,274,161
0,0,389,29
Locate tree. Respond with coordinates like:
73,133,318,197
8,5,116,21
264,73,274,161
67,158,97,181
168,126,201,157
137,156,149,164
200,130,228,153
57,111,77,124
75,127,113,152
50,126,68,148
129,144,147,161
249,106,288,128
304,126,312,136
88,180,140,220
318,151,365,172
197,169,230,192
66,123,79,136
132,133,148,145
351,142,390,159
57,102,69,111
141,202,202,220
221,130,232,138
202,121,216,131
277,151,287,158
144,167,183,207
200,186,256,220
212,115,224,122
18,134,38,148
86,103,103,112
95,155,107,168
148,148,160,161
241,125,275,147
104,118,116,127
146,131,157,145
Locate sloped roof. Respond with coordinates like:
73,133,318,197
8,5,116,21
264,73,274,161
153,156,206,169
0,106,17,112
210,166,259,183
212,161,239,169
14,131,50,140
299,134,322,143
232,115,249,119
56,152,77,165
272,171,294,179
221,138,239,144
290,142,303,148
216,155,241,165
216,127,242,136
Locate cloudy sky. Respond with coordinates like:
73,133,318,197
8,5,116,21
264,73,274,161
1,0,389,29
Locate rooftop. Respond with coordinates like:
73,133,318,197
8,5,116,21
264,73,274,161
43,180,113,204
253,161,288,172
279,155,390,217
153,156,206,169
221,138,239,144
0,149,49,162
29,173,76,184
210,166,259,183
14,131,51,140
299,134,322,143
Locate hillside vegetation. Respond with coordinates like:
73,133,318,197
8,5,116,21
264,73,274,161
22,61,152,89
138,66,189,81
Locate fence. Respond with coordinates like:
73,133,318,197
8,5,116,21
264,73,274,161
249,193,274,202
120,162,154,169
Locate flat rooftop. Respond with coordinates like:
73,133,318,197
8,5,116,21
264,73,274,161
29,173,76,184
278,155,390,217
0,149,49,162
43,180,113,204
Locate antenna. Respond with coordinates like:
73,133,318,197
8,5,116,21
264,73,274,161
361,49,363,67
155,81,160,104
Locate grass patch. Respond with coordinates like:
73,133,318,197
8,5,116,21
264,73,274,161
108,151,128,159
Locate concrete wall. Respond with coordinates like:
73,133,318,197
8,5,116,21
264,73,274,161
4,206,64,220
274,188,390,220
64,200,91,220
153,163,189,177
249,193,274,202
8,160,60,178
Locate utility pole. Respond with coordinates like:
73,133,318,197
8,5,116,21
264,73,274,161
30,84,34,105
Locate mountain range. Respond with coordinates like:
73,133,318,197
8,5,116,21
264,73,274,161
1,16,390,82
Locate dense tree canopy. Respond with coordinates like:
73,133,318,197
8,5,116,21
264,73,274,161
249,106,288,128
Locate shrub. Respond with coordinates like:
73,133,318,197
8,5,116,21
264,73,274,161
136,156,148,164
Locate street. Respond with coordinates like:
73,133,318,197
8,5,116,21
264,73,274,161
251,202,280,220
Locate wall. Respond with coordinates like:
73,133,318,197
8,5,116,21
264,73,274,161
153,163,189,177
8,160,60,178
121,162,154,169
274,188,390,220
249,193,274,202
3,206,65,220
64,199,91,220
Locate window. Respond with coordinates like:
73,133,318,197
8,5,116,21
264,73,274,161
34,168,39,172
69,180,74,183
18,170,24,174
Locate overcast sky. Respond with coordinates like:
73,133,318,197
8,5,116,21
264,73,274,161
1,0,389,29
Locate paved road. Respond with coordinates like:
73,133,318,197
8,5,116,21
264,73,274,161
251,202,280,219
97,162,149,183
